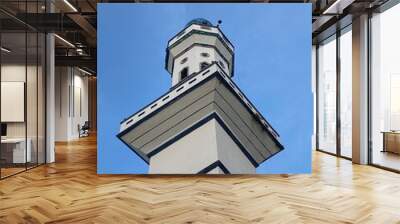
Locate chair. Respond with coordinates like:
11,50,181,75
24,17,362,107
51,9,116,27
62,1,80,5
79,121,90,138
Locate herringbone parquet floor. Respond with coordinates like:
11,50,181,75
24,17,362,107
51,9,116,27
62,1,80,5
1,134,400,224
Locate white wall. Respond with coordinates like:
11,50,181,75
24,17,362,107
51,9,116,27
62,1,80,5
71,73,89,138
55,67,69,141
1,82,25,122
1,63,46,163
149,117,256,174
172,46,230,86
55,67,89,141
1,65,26,130
149,119,219,174
1,65,41,138
214,120,255,174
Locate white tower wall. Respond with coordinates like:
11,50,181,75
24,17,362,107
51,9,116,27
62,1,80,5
148,118,219,174
172,46,230,86
148,118,255,174
214,120,256,174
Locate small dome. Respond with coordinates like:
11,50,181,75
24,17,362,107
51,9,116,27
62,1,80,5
186,18,213,27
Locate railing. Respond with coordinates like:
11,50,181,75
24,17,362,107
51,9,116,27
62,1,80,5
120,64,218,132
120,63,280,141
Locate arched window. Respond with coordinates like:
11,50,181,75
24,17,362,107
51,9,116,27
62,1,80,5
180,67,189,80
200,62,209,70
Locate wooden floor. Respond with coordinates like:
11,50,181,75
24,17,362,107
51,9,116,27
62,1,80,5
0,167,26,178
1,135,400,223
372,150,400,171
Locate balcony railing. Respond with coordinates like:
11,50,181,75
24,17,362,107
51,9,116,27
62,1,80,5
120,62,280,142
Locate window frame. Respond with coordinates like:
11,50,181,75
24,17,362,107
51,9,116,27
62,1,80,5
180,67,189,81
315,24,353,161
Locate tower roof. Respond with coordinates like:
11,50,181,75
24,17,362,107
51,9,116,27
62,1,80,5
185,18,213,28
118,63,283,168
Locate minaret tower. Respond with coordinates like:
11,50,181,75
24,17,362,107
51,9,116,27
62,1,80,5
118,19,283,174
165,18,234,87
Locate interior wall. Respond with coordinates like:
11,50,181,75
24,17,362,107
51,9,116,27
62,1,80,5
72,72,89,138
55,66,89,141
55,66,69,141
1,64,39,138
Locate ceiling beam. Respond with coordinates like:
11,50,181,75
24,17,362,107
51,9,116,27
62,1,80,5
323,0,356,14
55,55,96,71
67,13,97,39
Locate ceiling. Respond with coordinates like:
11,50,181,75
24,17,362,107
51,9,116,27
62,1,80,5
0,0,392,74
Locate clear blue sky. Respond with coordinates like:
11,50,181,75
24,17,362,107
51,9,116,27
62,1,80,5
98,3,312,174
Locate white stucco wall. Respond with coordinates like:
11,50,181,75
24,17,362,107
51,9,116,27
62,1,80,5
214,120,256,174
149,119,219,174
149,117,256,174
168,24,234,52
172,46,230,86
71,73,89,138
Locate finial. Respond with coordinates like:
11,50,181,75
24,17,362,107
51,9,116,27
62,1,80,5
217,20,222,27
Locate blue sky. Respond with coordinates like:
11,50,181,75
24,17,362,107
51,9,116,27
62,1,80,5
98,3,312,174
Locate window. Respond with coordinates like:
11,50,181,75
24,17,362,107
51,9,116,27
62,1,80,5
201,52,210,57
180,67,189,80
317,35,337,155
370,3,400,171
0,2,46,179
339,26,352,158
180,57,188,64
200,62,209,70
315,23,355,160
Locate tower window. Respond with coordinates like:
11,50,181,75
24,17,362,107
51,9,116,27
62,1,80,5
180,57,188,64
180,67,189,80
200,62,209,70
201,52,210,57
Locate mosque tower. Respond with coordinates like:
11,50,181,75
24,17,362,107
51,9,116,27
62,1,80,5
118,18,283,174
